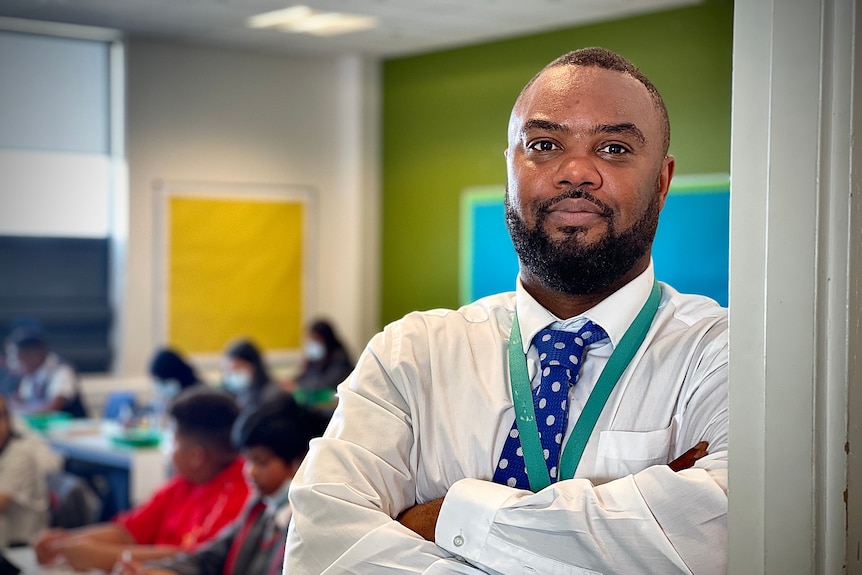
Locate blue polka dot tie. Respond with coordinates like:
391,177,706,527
493,322,608,489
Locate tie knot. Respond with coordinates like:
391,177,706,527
534,321,607,372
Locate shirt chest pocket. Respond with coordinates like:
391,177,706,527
594,425,674,481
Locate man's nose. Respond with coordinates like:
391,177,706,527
554,152,601,191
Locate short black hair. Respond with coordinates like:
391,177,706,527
7,328,48,352
231,393,329,464
149,347,200,390
309,319,349,358
169,386,240,456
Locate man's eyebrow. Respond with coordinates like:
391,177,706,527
592,122,646,145
520,119,646,146
521,118,567,134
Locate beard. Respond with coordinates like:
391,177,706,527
505,183,661,295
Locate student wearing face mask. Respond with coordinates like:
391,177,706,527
282,320,353,408
221,339,283,416
149,348,202,399
148,348,203,429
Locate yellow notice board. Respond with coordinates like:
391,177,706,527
159,185,312,355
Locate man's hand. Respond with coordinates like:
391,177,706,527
396,441,708,541
396,497,444,541
668,441,709,471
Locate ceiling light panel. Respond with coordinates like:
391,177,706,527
247,4,376,36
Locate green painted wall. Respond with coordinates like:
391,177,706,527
381,0,733,324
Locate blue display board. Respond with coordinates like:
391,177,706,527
651,179,729,306
459,174,729,306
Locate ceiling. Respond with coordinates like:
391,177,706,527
0,0,699,58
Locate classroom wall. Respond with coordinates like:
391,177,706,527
4,0,730,378
120,40,380,375
380,0,733,325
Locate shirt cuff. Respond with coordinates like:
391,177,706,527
436,478,515,563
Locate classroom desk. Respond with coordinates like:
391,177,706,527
45,420,169,514
2,546,100,575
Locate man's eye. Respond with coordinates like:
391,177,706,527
598,143,629,155
527,140,558,152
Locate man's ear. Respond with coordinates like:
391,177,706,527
657,155,675,210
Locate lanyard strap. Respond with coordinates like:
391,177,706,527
507,280,661,492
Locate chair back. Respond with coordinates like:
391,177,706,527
102,391,137,421
46,471,102,528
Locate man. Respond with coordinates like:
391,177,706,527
285,47,728,574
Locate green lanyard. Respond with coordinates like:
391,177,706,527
507,280,661,492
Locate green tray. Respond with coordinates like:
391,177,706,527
23,411,73,432
109,428,162,447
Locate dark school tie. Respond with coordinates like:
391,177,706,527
493,322,608,489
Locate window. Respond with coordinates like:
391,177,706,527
0,26,123,372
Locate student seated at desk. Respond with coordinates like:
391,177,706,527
149,348,202,398
221,339,283,417
0,394,63,548
147,347,204,428
33,387,251,571
113,393,329,575
7,329,87,418
280,319,353,409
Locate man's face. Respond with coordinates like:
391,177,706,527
505,65,674,295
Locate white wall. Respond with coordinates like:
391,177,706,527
119,40,380,376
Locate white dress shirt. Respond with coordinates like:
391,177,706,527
17,353,77,408
285,263,728,575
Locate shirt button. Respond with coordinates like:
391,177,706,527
453,535,464,547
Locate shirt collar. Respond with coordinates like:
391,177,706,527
31,352,60,382
514,260,655,352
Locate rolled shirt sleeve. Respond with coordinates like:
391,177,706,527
437,454,727,575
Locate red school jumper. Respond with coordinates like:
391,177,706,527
113,457,250,549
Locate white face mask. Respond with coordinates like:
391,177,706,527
224,370,252,392
155,379,181,399
304,340,326,362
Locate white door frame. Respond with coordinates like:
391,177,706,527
728,0,860,573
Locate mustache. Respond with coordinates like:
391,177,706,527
535,187,613,219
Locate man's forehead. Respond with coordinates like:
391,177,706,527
519,65,650,111
510,65,660,137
